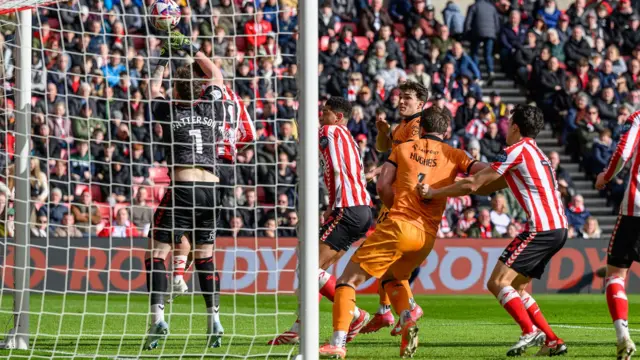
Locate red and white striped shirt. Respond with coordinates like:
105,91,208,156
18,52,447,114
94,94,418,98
490,138,568,232
203,84,256,162
465,118,488,140
603,111,640,216
319,125,371,209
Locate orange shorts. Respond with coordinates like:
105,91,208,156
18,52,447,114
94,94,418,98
351,217,436,279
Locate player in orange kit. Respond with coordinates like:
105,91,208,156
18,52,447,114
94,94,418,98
362,80,428,335
319,107,487,359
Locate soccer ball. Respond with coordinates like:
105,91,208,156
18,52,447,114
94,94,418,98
148,0,181,31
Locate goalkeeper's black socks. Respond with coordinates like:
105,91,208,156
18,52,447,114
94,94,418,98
145,257,168,324
195,257,221,326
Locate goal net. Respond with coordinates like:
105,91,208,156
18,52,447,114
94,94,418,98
0,0,314,358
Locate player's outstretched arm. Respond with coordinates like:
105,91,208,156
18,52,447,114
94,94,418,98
166,31,223,87
375,119,392,152
420,167,502,200
377,161,397,209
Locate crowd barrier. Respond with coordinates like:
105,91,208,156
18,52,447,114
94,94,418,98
0,237,634,294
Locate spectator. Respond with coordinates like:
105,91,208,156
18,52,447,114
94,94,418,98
329,56,351,97
566,0,588,28
452,74,482,102
431,26,454,61
537,0,561,29
621,15,640,56
576,105,605,158
549,151,574,189
407,62,431,90
467,139,487,162
31,213,49,238
446,42,481,81
432,62,456,100
599,60,619,89
611,105,633,140
467,208,501,238
607,46,628,76
318,2,338,37
278,210,298,237
465,0,501,82
564,25,592,70
54,213,83,237
41,188,68,228
442,1,465,40
377,25,406,69
356,134,378,165
71,191,102,236
514,31,539,86
590,128,615,175
72,105,106,140
490,194,511,235
453,94,479,132
405,26,430,67
260,218,277,238
546,29,565,63
348,107,369,138
338,26,358,60
30,158,49,204
357,87,381,121
50,160,75,203
456,207,476,236
359,0,393,40
245,11,273,48
581,216,602,239
131,187,153,236
596,86,620,124
333,0,357,22
500,10,527,76
100,208,140,238
540,57,566,103
486,91,507,122
566,194,591,231
480,122,504,161
380,56,407,91
224,215,255,237
504,223,519,239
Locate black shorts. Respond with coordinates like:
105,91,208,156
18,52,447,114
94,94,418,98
499,229,567,279
608,215,640,268
320,206,373,252
151,181,219,245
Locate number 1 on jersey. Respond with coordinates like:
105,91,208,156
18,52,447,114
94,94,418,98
189,129,204,154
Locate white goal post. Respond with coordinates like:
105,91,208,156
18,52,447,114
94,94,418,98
0,0,320,357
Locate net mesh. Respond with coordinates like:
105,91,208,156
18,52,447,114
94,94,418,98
0,0,305,358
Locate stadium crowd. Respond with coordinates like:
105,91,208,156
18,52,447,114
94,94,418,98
0,0,636,240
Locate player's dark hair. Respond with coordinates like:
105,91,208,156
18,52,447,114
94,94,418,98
420,106,450,135
398,81,429,102
510,105,544,138
325,97,353,119
174,66,199,101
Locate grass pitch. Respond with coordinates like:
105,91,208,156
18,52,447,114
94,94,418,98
0,293,633,359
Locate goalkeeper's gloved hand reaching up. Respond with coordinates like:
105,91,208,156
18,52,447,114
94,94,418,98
162,30,199,56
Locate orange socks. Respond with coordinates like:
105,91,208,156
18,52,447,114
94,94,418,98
378,280,391,306
333,284,356,332
384,280,413,314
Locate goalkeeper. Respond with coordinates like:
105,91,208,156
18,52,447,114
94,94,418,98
144,30,226,350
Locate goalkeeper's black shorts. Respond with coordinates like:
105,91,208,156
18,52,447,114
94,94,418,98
151,181,219,245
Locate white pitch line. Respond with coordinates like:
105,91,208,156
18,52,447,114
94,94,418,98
554,324,640,333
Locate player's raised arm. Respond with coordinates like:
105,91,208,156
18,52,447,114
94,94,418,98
375,119,392,152
596,111,640,189
165,30,223,87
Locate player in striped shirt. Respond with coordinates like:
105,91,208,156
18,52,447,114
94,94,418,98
268,97,373,346
421,105,568,357
595,110,640,359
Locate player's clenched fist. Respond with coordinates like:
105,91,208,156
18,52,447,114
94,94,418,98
376,117,390,133
416,183,432,199
595,172,607,190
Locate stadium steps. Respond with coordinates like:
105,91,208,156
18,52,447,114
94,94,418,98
474,55,618,239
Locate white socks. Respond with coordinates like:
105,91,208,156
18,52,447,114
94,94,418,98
151,304,165,325
207,306,221,324
377,304,391,314
330,331,347,347
615,319,631,343
173,255,187,281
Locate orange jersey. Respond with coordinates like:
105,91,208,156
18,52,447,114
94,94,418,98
391,114,421,150
387,135,476,235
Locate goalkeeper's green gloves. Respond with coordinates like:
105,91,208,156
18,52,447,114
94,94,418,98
164,30,199,55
